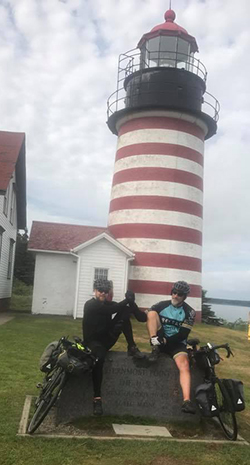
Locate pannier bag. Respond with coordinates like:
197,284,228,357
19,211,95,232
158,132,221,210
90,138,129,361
57,350,94,375
195,382,218,417
222,379,245,412
39,341,61,372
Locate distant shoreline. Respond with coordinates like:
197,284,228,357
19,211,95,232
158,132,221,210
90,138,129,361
206,298,250,308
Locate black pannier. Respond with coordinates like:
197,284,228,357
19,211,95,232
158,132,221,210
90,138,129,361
222,379,245,412
195,382,218,417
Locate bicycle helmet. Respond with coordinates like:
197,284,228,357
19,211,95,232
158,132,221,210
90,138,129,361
171,280,190,295
93,278,112,293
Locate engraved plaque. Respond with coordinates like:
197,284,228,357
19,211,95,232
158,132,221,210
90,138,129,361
56,351,203,424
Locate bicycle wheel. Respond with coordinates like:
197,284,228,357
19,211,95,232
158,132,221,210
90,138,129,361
28,367,66,434
214,379,238,440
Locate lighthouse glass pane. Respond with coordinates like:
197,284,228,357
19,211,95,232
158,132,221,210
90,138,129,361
145,37,160,67
176,39,190,69
159,36,177,67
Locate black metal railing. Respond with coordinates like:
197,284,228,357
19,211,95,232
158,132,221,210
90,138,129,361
107,47,220,122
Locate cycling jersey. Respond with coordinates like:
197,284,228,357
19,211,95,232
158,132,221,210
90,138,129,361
150,300,196,344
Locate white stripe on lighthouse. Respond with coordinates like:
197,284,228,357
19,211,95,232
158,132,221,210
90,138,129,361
114,155,203,178
117,129,204,155
129,266,202,285
118,238,202,259
109,209,203,231
110,181,203,205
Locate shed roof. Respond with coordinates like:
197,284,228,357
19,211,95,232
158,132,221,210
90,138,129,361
0,131,26,229
29,221,110,252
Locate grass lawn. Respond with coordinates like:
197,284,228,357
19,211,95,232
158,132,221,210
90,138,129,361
0,314,249,465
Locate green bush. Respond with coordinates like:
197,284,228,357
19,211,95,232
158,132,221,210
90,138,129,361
12,278,33,296
10,278,33,312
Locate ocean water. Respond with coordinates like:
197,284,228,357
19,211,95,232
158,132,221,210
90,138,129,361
210,304,250,323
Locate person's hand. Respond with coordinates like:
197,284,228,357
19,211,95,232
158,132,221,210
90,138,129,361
125,290,135,303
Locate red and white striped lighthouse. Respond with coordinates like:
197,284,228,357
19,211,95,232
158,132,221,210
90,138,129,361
107,8,219,319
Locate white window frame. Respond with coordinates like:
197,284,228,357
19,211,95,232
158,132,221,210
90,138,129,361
7,238,15,279
10,183,16,225
3,184,10,217
0,227,5,263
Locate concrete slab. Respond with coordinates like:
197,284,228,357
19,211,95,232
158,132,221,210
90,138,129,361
113,424,172,437
17,433,250,445
0,313,14,325
18,395,33,434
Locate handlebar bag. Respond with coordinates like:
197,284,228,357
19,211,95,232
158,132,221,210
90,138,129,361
57,350,95,375
39,340,61,372
195,350,220,370
195,383,219,417
222,379,245,412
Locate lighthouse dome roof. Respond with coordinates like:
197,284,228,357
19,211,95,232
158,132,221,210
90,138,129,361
151,9,188,34
137,9,199,54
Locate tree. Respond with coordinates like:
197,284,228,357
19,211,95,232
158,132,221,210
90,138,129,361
14,231,35,286
202,289,215,321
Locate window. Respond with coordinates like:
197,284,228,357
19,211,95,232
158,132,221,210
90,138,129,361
7,239,15,279
3,184,10,216
10,184,16,225
93,268,108,288
0,227,5,263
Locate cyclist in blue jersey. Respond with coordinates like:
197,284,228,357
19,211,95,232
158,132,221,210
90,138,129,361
147,280,196,414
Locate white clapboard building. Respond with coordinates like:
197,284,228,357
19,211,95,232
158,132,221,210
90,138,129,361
29,221,134,318
0,131,26,311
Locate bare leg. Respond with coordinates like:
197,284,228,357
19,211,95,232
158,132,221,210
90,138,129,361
174,353,191,401
147,311,161,337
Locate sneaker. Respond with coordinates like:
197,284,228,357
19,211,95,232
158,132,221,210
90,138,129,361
148,345,160,363
181,400,196,414
127,345,145,359
93,398,103,416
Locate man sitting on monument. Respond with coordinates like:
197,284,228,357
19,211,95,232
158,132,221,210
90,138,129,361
147,280,196,414
82,278,147,415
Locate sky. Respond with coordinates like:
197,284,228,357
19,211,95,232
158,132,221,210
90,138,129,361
0,0,249,301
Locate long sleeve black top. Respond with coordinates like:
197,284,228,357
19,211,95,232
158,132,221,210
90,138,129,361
82,297,128,345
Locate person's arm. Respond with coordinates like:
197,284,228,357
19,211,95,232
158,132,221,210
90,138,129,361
129,302,147,322
103,298,129,315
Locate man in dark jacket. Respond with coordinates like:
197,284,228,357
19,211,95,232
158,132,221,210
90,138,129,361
83,278,146,415
147,280,196,414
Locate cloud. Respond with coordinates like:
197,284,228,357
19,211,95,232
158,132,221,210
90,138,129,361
0,0,249,299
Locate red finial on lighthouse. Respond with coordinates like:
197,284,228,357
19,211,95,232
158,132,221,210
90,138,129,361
164,9,176,22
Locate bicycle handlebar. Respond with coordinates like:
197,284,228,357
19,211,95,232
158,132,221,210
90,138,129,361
201,342,234,358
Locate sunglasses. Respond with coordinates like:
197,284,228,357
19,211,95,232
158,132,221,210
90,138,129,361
171,290,185,297
96,288,109,294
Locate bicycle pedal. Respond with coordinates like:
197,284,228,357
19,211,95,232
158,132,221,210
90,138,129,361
36,382,43,389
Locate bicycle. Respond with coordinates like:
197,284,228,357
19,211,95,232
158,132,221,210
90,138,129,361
28,336,97,434
187,338,243,441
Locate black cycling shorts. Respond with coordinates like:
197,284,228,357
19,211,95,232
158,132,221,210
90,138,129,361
159,342,188,359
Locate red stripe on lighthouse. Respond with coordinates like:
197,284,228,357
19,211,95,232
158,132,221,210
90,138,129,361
109,224,202,246
112,167,203,191
116,143,204,166
118,117,205,140
128,280,202,298
109,196,203,218
133,252,202,272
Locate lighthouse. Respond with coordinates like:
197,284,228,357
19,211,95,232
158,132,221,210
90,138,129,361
107,8,219,319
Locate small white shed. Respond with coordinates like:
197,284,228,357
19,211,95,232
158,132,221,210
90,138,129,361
29,221,134,318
